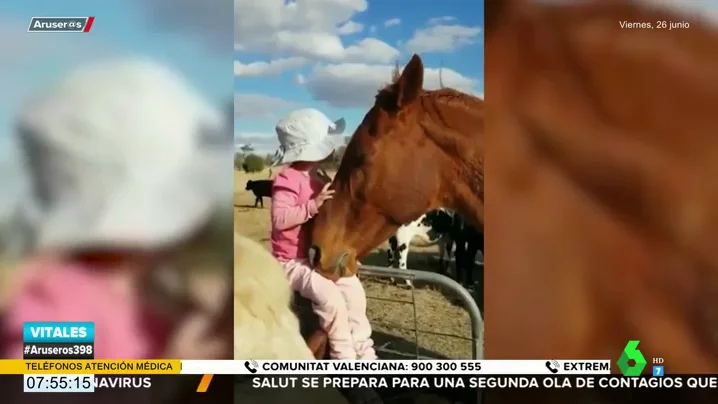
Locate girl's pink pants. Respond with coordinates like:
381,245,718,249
281,259,376,360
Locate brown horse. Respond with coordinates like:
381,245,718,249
310,55,483,279
485,0,718,372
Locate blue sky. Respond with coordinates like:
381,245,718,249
0,0,231,212
235,0,484,154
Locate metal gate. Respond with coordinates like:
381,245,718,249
358,264,484,360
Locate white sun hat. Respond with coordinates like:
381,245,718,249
272,108,346,166
14,59,233,252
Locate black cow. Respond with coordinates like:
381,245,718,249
423,209,483,286
245,180,272,208
449,214,483,286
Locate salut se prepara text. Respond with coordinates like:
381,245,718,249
254,376,493,389
255,376,533,389
254,376,718,389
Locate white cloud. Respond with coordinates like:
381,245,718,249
427,16,457,25
406,24,482,53
234,94,296,119
384,18,401,27
234,57,307,77
294,74,306,85
342,38,400,63
234,0,399,63
337,20,363,35
301,63,480,108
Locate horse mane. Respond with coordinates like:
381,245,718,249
375,83,482,118
424,88,483,118
422,88,484,209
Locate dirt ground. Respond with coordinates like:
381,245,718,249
235,169,483,359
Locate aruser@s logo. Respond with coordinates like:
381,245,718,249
617,340,647,376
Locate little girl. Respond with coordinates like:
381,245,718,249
270,108,376,360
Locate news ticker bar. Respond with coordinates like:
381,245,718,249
0,359,611,375
27,17,95,32
17,374,718,394
23,343,94,360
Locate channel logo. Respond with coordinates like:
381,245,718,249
617,340,647,376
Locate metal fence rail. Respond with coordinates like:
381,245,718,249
359,264,484,360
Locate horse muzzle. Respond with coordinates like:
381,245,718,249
308,246,355,280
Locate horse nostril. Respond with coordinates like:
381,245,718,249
308,246,321,268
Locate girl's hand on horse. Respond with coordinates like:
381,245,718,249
314,183,334,208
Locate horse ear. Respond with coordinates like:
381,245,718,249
396,54,424,107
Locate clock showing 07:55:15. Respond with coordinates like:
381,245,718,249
24,375,95,393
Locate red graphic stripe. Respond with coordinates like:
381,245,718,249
84,16,95,32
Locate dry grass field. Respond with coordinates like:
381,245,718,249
235,168,483,359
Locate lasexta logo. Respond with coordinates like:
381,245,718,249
617,340,647,376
